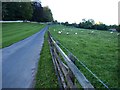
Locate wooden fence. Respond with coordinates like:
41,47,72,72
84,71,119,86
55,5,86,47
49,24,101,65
48,31,95,89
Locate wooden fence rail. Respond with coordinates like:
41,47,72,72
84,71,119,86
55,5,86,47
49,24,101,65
48,31,95,90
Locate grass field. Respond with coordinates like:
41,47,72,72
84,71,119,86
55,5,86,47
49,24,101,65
35,33,59,88
2,22,45,48
49,25,119,88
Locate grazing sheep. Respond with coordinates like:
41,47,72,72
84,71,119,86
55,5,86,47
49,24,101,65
110,32,113,34
91,31,94,33
117,33,120,36
91,31,96,35
75,32,77,35
66,32,69,35
58,31,62,34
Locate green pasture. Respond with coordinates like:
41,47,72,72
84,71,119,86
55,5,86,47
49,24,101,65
2,22,45,48
49,25,119,88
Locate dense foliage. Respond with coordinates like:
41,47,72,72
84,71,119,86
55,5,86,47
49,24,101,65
55,19,119,31
2,1,53,22
2,2,33,20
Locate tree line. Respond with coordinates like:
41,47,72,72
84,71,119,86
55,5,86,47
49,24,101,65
2,1,53,22
53,19,120,32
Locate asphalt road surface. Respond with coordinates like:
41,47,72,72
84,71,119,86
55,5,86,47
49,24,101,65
2,26,48,88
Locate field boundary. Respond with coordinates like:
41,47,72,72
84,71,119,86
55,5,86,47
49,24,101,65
48,31,94,89
54,36,110,89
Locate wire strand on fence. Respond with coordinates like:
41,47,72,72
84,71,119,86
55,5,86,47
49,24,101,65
49,32,94,89
51,34,110,90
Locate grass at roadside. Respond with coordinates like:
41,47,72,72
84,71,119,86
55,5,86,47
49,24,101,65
2,22,46,48
35,33,59,88
49,25,119,88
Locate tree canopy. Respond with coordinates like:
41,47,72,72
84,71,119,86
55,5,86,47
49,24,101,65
2,2,33,20
2,2,53,22
60,19,119,31
31,2,44,22
42,6,53,22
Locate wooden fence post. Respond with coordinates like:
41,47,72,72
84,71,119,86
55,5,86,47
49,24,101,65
48,31,94,89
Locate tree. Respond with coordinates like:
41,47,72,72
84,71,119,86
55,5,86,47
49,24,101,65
78,19,95,29
2,2,18,20
2,2,54,22
116,25,120,32
31,1,44,22
71,23,78,27
31,3,53,22
82,19,86,22
18,2,33,20
89,19,95,25
2,2,8,20
53,20,58,24
2,2,33,21
93,24,108,30
64,22,69,26
42,6,53,22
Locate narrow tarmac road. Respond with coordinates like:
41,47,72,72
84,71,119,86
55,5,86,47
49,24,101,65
2,26,48,88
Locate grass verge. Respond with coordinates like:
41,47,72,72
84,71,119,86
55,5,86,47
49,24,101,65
35,32,59,88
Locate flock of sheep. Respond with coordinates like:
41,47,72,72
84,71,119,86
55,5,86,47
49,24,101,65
54,28,120,36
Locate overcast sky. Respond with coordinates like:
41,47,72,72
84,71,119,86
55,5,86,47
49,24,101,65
40,0,119,25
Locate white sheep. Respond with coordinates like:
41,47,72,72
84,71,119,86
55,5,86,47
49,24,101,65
58,31,62,34
75,32,77,35
110,32,113,34
91,31,94,33
66,32,69,35
117,33,120,36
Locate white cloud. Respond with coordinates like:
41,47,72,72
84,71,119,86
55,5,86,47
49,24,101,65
41,0,119,25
